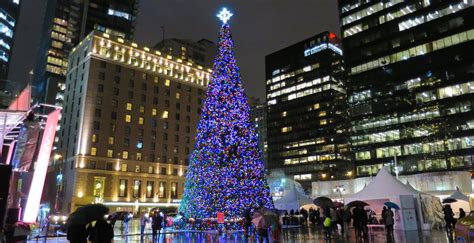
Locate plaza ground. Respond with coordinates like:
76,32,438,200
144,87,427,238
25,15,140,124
27,219,454,242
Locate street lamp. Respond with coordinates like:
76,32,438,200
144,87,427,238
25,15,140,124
333,185,345,202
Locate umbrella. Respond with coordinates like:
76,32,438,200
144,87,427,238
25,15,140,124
333,201,344,208
313,196,333,209
67,204,110,226
252,208,278,229
346,200,369,208
442,198,457,204
384,201,400,210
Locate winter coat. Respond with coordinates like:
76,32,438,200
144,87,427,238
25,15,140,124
384,210,394,226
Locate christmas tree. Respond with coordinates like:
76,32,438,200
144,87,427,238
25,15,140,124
179,8,274,219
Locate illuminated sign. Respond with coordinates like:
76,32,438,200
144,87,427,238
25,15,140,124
23,109,61,223
304,43,343,57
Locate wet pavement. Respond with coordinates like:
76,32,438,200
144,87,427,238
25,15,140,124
28,222,454,243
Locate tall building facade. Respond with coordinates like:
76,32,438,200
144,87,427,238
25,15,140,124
339,0,474,177
155,38,217,69
0,0,19,79
34,0,138,105
266,32,352,191
0,0,20,107
58,31,211,212
250,101,268,168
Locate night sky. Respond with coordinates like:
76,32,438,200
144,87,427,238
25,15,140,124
135,0,340,100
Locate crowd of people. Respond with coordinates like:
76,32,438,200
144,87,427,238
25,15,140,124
66,210,166,243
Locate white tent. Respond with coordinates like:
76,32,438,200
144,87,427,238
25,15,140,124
448,187,471,217
274,185,313,211
344,167,443,230
345,167,419,203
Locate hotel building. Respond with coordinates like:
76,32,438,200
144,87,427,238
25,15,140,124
58,31,211,212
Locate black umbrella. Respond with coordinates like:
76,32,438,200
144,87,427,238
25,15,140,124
313,196,333,209
67,204,110,226
346,200,369,208
442,198,457,204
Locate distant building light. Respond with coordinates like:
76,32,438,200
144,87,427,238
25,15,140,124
107,8,131,20
304,43,342,57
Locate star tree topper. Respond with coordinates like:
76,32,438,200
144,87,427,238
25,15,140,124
217,8,233,24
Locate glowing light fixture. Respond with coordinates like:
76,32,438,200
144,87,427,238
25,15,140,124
23,109,61,222
217,8,233,24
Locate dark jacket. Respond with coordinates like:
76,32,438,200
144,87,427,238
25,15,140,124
67,224,90,243
88,219,114,243
152,213,163,229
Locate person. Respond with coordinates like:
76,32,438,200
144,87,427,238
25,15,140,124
352,207,362,239
315,208,321,225
88,218,114,243
323,208,332,240
243,209,252,238
443,204,455,232
459,208,466,219
109,213,117,228
123,212,132,235
256,216,269,243
67,224,91,243
300,208,308,225
342,207,351,238
140,212,148,235
152,211,163,240
330,207,338,233
384,207,395,240
381,206,388,225
360,207,368,238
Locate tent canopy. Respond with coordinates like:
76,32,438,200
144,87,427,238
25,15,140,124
345,167,420,203
274,185,313,211
449,187,470,202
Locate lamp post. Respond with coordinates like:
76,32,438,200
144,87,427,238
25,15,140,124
333,185,345,202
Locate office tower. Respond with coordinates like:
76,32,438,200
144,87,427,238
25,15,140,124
338,0,474,177
266,32,351,190
250,101,268,168
35,0,139,104
57,31,211,212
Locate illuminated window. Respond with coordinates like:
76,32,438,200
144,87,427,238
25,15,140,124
281,126,292,133
176,92,181,99
139,117,144,125
121,163,128,172
125,115,131,123
313,103,320,109
281,111,287,117
122,151,129,159
171,182,178,198
132,180,141,198
92,134,97,142
162,111,169,119
154,77,159,83
158,182,166,198
319,111,327,117
146,181,154,198
119,179,127,197
152,108,157,116
108,137,114,145
126,103,132,110
320,119,327,125
136,153,142,161
139,106,145,113
148,166,154,174
107,149,113,158
91,147,97,156
165,79,170,86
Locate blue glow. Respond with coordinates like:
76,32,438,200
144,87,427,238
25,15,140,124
216,8,233,24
